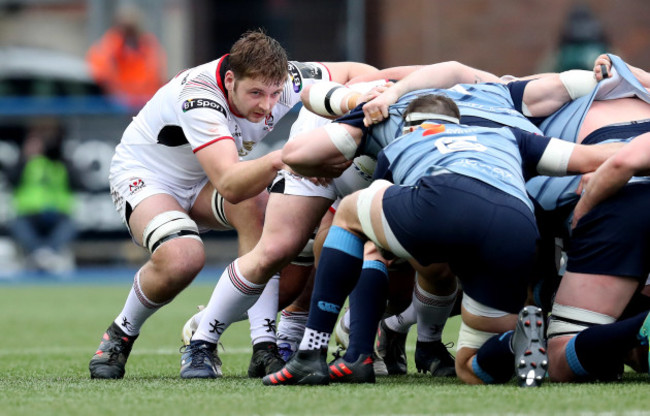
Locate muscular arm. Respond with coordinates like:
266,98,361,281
323,61,379,84
362,61,501,122
565,141,626,174
196,140,284,204
536,138,624,177
572,133,650,227
521,74,572,117
282,123,361,177
345,65,424,85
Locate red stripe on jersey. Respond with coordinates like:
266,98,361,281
193,136,234,153
317,62,332,81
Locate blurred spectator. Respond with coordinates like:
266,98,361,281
555,3,610,71
86,4,167,110
8,118,76,274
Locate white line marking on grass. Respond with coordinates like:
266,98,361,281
0,346,255,356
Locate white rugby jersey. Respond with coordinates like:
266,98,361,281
110,55,330,187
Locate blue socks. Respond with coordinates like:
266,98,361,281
472,331,515,384
306,226,364,333
566,311,648,380
344,260,389,362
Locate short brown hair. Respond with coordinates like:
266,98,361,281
403,94,460,120
229,29,288,85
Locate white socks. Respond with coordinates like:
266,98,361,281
277,309,309,348
248,273,280,345
193,259,265,344
114,270,169,336
413,281,457,342
299,328,330,350
384,303,417,334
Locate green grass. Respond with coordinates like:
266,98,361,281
0,283,648,416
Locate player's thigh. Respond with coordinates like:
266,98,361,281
338,179,391,248
260,192,333,258
554,271,640,318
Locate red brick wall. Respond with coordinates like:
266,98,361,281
365,0,650,77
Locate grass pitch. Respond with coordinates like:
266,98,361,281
0,280,648,416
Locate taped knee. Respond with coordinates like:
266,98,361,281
142,211,202,253
356,179,412,259
547,303,615,339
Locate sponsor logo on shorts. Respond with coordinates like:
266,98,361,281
182,98,227,117
317,301,341,314
128,178,146,195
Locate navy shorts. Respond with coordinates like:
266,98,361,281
382,174,539,314
567,181,650,281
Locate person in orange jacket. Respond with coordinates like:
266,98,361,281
87,4,167,110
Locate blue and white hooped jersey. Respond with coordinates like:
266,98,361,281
361,82,541,159
374,121,554,212
527,54,650,212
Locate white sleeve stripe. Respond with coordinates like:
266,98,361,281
537,138,575,176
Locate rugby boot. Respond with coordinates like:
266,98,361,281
180,340,222,379
328,353,376,384
89,322,138,379
376,319,408,375
248,341,286,378
512,305,548,387
334,317,388,376
414,340,456,377
262,348,329,386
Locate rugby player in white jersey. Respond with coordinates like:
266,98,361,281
88,29,378,379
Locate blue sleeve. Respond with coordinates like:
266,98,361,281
372,150,393,182
513,128,553,181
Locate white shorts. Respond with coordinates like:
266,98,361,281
271,169,338,200
109,168,209,233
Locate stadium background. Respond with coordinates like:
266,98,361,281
0,0,649,273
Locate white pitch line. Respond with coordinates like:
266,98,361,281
0,345,419,356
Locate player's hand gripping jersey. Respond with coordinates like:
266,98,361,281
338,81,543,160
